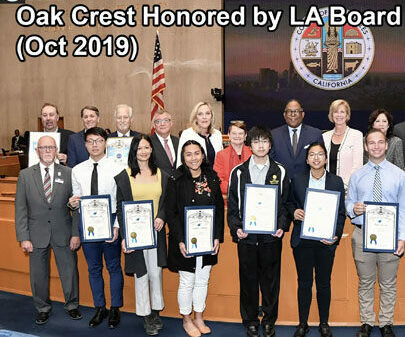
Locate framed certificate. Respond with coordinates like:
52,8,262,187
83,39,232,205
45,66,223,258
184,206,215,256
363,201,398,253
80,195,113,242
28,132,60,167
106,137,133,168
243,184,278,234
122,200,156,251
301,188,340,241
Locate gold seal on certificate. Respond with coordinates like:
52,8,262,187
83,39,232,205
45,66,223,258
185,206,215,256
122,200,156,251
243,184,278,234
363,202,398,253
80,195,113,242
301,188,340,241
106,137,133,168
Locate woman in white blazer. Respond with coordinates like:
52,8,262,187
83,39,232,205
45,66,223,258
177,102,223,168
322,99,364,190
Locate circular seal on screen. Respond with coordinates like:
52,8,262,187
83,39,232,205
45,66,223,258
290,7,374,90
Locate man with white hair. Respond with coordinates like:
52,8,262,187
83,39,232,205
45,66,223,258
109,104,139,138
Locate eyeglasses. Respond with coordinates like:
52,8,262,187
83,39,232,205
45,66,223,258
154,119,171,125
251,139,270,145
37,146,56,151
86,138,104,145
308,152,325,158
284,109,302,116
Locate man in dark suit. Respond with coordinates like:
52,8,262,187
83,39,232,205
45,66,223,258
150,111,179,175
394,120,405,161
67,105,100,168
11,129,24,150
40,103,74,165
270,99,324,178
108,104,140,138
15,135,82,325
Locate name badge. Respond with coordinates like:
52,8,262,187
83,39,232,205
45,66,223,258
55,178,64,184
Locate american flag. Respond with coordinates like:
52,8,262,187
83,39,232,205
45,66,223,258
150,32,166,126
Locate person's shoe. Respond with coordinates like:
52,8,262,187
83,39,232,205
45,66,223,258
294,322,309,337
193,319,211,334
108,307,120,329
380,325,395,337
246,324,259,337
151,310,163,330
261,322,275,337
67,308,82,320
144,314,159,336
89,306,108,327
35,311,50,325
319,323,333,337
355,324,373,337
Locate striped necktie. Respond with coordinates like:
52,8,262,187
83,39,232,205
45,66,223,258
292,129,298,155
43,167,52,203
373,165,382,202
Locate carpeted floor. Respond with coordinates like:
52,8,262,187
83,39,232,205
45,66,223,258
0,291,404,337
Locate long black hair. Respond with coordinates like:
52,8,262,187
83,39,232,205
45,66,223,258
127,134,157,177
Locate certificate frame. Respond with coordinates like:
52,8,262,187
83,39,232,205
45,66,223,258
106,137,133,168
122,200,156,251
300,188,340,241
184,206,215,256
363,201,398,253
79,194,113,243
243,184,278,235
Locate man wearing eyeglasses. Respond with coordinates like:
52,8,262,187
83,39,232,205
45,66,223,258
228,126,291,337
270,99,323,178
109,104,140,138
150,111,179,175
70,127,124,329
15,136,82,325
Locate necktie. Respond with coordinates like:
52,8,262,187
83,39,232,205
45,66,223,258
292,129,298,156
43,167,52,203
91,163,98,195
373,165,382,202
164,138,174,166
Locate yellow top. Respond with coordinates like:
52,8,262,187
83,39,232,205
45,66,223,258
126,167,162,218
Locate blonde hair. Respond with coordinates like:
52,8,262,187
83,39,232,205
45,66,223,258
328,99,351,123
189,102,215,134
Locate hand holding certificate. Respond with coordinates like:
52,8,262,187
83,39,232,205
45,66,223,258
363,202,398,253
301,188,340,241
184,206,215,256
80,195,113,242
122,200,156,251
243,184,278,234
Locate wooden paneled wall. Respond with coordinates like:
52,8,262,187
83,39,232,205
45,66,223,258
0,0,223,149
1,180,405,325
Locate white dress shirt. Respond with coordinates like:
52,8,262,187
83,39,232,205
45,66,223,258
117,130,131,137
40,162,55,190
288,124,302,145
155,132,176,162
72,155,123,227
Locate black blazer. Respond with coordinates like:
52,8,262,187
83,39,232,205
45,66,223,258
166,165,224,273
150,133,179,176
109,130,140,138
115,168,168,277
58,128,74,154
289,171,346,248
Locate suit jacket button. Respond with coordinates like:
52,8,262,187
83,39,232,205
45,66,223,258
48,221,51,223
48,208,52,210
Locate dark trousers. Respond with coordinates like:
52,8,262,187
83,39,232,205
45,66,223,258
293,240,336,324
29,242,79,313
237,240,282,327
82,239,124,308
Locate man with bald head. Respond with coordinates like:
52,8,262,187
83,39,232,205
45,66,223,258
109,104,139,138
15,136,82,325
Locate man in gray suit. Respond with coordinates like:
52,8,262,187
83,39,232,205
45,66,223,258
15,136,82,325
394,120,405,162
150,111,179,175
